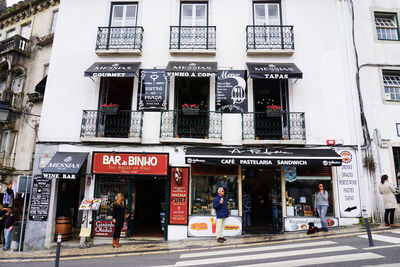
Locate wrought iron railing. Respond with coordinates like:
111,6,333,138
0,35,29,55
242,111,305,141
80,110,143,138
170,26,216,50
160,110,222,139
96,26,144,51
246,25,294,50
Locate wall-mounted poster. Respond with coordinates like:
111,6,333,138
170,167,189,225
216,70,247,113
188,216,242,237
138,69,169,111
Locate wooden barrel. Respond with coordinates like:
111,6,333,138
54,216,72,241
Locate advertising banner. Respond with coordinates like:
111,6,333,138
138,69,169,111
284,217,338,231
337,150,362,217
92,153,169,175
93,220,127,237
170,168,189,225
216,70,247,113
188,216,242,237
29,176,52,221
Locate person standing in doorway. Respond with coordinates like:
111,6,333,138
3,207,15,251
314,183,329,232
112,193,129,248
213,187,229,243
379,175,399,227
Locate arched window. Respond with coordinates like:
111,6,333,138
11,70,23,93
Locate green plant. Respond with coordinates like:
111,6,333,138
363,155,376,174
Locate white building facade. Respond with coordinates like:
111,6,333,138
24,0,380,250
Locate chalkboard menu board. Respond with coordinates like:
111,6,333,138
138,69,169,111
29,176,52,221
216,70,247,113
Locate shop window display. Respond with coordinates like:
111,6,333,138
285,178,333,217
191,175,238,216
96,178,130,220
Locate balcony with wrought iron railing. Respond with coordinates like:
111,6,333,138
242,111,306,144
0,35,30,56
246,25,294,55
80,110,143,142
160,110,222,143
95,26,144,55
169,26,216,54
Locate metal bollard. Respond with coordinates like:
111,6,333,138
55,233,61,267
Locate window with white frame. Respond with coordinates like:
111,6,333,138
110,3,137,27
11,71,23,94
20,22,31,39
253,2,281,25
375,12,399,41
180,3,207,26
6,28,16,39
50,10,58,33
0,130,12,153
383,71,400,101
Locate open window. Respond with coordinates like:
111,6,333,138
98,77,134,138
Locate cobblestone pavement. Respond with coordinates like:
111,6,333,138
0,224,391,261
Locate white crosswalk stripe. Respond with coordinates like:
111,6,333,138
171,245,357,266
359,234,400,244
232,252,384,267
180,240,336,259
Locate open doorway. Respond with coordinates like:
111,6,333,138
174,77,209,138
132,177,166,237
253,78,288,140
242,167,282,234
99,77,134,137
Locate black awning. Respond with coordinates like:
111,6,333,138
247,63,303,79
185,147,342,167
84,62,140,77
166,61,217,77
42,152,89,179
34,75,47,95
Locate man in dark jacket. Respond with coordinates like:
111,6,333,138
0,204,7,244
213,187,229,243
3,207,16,251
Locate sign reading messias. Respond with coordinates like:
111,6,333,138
166,62,217,77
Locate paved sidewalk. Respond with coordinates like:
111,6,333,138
0,224,390,261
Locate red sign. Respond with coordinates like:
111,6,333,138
92,153,168,175
169,167,189,225
93,220,127,237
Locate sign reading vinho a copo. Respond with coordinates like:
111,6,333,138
92,153,169,175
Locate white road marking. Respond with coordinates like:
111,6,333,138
232,252,383,267
173,246,357,266
363,243,400,250
359,234,400,244
180,240,336,259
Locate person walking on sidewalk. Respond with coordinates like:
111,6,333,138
112,193,129,248
213,187,229,243
314,183,329,232
379,174,400,227
3,207,15,251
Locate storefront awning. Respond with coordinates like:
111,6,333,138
166,61,218,77
34,75,47,95
42,152,89,179
84,62,141,77
185,147,342,167
247,63,303,79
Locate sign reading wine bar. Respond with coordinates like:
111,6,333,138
92,153,169,175
169,167,189,225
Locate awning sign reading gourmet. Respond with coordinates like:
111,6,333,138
84,62,140,78
92,153,169,175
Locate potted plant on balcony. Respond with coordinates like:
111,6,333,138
182,103,200,115
266,105,283,117
101,103,119,115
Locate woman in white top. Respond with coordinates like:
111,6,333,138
378,175,399,227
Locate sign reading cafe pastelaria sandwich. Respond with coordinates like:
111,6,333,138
216,70,248,113
138,70,169,111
